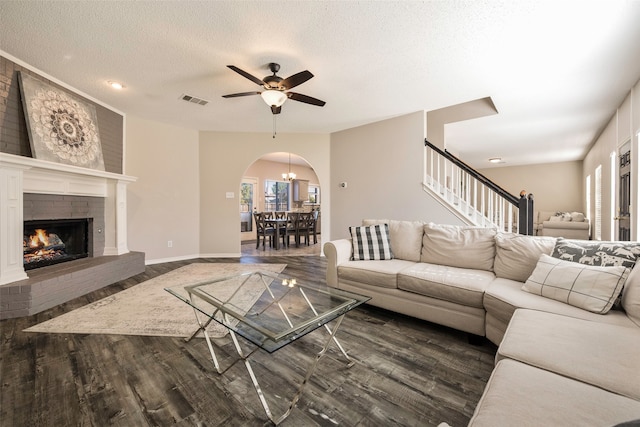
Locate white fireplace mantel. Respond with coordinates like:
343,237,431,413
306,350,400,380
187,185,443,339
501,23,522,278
0,153,137,285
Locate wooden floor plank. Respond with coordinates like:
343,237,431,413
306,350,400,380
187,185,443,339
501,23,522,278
0,255,496,426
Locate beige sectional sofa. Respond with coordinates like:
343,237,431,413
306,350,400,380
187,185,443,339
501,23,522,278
324,220,640,426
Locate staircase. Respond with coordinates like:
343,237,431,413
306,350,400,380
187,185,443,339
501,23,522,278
423,139,531,233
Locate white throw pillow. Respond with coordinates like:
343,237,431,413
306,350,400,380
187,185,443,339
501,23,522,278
570,212,585,222
349,224,393,261
421,223,496,271
494,233,557,282
523,254,629,314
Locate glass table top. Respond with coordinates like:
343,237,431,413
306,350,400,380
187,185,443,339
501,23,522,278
165,271,370,352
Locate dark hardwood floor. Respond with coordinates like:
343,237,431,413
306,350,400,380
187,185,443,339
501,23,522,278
0,255,496,427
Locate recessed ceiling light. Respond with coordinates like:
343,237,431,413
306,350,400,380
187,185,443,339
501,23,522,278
108,81,124,90
488,157,503,163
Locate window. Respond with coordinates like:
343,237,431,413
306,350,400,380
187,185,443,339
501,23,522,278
585,175,591,222
610,151,616,240
240,179,256,232
240,182,253,213
264,180,289,211
595,165,602,241
308,184,320,204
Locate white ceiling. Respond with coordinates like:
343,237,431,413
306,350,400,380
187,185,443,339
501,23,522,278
1,1,639,168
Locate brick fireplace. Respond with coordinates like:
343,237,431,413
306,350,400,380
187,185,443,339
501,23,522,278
0,153,145,319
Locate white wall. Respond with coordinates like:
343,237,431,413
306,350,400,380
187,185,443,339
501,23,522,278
198,131,330,256
583,78,640,240
479,161,584,213
125,115,200,263
330,111,465,239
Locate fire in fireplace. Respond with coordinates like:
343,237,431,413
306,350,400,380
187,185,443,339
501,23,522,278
23,219,90,270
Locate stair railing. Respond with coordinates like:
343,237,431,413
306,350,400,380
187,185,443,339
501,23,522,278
423,139,531,233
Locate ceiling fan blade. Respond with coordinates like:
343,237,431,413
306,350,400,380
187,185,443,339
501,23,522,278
287,92,326,107
279,70,313,90
271,105,282,115
222,91,261,98
227,65,265,86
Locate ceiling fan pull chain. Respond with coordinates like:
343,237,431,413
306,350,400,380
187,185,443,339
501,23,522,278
273,115,277,139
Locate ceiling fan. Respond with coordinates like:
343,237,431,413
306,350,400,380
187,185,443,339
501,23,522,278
222,63,326,115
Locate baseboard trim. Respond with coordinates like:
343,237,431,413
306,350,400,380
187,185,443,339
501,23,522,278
145,253,241,265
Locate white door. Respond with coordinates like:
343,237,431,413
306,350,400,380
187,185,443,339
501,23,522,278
616,143,631,241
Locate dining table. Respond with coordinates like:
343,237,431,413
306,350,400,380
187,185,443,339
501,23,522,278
264,217,289,250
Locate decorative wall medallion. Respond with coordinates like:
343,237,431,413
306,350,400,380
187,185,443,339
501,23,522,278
18,72,105,171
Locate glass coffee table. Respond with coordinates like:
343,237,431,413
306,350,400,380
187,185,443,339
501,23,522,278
165,270,370,425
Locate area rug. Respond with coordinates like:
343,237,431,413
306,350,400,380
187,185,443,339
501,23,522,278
24,263,286,338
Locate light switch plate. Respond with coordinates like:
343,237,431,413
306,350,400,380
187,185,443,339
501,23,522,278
226,192,234,199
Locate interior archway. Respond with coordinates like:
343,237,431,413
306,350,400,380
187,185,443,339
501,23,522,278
239,152,322,253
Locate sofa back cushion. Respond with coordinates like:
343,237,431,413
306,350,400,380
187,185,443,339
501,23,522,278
536,211,557,224
494,233,557,282
363,219,424,262
420,223,497,271
621,263,640,327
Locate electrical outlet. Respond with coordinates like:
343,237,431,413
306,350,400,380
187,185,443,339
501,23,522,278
167,240,173,248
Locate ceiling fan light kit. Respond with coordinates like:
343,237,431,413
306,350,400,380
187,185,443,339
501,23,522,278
261,90,287,107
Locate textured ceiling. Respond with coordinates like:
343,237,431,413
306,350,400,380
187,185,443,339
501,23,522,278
1,1,639,168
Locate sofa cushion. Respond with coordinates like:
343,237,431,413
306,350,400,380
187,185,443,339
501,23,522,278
420,223,496,271
363,219,424,262
493,233,556,282
468,359,640,427
522,254,628,314
622,263,640,327
349,224,393,260
483,277,637,330
398,263,494,308
497,309,640,401
543,220,590,230
337,259,416,289
551,238,640,268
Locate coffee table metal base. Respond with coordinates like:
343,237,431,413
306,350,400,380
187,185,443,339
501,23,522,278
186,311,354,425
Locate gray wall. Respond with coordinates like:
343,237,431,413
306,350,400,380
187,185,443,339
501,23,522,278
0,55,123,173
329,111,465,239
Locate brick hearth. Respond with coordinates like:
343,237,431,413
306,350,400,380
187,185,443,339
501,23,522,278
0,252,145,319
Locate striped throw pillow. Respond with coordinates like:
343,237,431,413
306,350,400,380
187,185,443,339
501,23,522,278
349,224,393,261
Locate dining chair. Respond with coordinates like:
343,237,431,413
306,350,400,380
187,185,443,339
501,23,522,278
283,212,299,247
311,210,319,244
253,212,275,250
295,212,314,246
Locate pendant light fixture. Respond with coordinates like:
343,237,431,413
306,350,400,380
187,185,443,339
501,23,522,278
282,152,296,181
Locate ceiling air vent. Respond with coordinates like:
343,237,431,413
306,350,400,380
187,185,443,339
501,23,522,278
180,94,209,106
